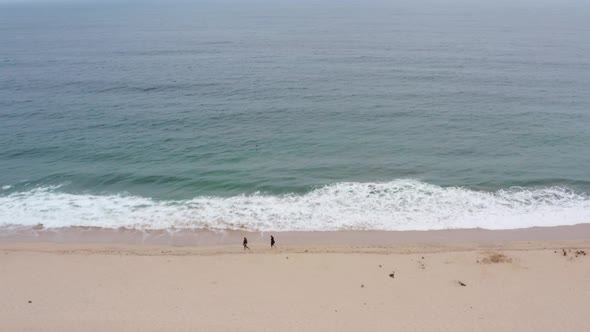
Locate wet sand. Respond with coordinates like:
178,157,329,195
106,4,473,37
3,223,590,246
1,225,590,331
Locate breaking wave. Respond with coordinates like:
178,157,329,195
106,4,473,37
0,180,589,231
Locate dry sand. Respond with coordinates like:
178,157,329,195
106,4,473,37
1,227,590,331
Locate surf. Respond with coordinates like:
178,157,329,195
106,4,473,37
1,180,589,231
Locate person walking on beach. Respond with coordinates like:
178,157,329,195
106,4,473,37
243,237,250,250
270,235,275,248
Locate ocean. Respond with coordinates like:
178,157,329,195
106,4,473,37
1,0,589,231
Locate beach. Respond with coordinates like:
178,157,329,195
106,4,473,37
1,0,589,330
2,225,590,332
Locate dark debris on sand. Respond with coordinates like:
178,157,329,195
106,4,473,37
558,249,587,259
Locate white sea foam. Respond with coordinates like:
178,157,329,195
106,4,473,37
0,180,589,231
1,185,11,190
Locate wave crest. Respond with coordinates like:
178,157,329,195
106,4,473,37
0,180,589,231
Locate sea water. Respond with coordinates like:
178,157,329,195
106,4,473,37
1,0,589,231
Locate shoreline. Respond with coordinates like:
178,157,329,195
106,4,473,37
2,223,590,247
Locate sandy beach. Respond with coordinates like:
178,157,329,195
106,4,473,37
1,226,590,331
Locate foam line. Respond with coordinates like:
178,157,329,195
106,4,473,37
0,180,589,231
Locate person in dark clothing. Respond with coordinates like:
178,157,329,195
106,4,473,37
243,237,250,250
270,235,275,248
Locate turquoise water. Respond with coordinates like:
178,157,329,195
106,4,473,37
1,0,589,230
